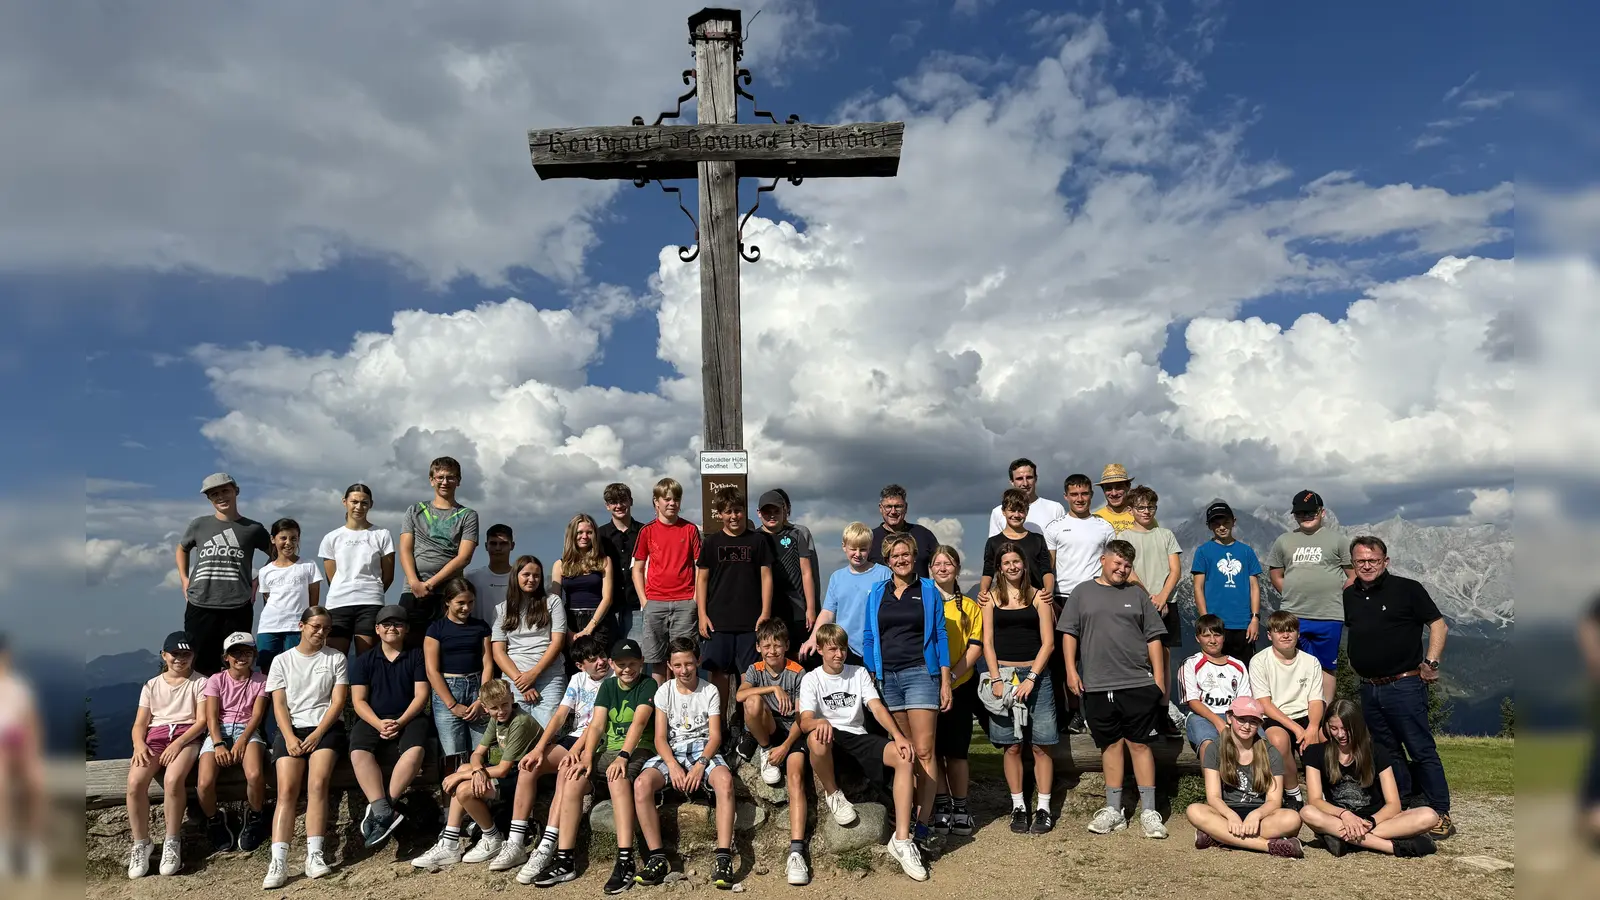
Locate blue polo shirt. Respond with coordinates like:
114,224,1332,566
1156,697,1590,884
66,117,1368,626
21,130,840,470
350,646,426,719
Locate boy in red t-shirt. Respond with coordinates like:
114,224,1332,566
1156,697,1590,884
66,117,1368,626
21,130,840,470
632,478,702,683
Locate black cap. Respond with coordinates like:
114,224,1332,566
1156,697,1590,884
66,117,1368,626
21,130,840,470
163,631,195,655
1291,490,1323,515
376,604,408,626
610,637,644,660
757,490,787,511
1204,500,1234,523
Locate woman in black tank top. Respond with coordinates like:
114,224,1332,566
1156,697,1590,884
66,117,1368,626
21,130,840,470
980,544,1060,834
551,514,616,656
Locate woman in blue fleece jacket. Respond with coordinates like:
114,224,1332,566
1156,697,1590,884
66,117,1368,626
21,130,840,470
862,532,951,850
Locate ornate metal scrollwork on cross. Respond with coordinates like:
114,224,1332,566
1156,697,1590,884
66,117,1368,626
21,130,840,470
737,175,802,263
632,70,698,127
735,69,802,127
633,177,700,262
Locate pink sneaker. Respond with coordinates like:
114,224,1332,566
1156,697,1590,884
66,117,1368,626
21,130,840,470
1195,831,1218,850
1267,837,1304,859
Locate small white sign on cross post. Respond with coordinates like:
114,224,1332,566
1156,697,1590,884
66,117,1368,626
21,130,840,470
527,7,905,529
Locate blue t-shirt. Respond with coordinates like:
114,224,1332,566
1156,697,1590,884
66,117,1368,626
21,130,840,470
426,616,492,674
350,646,426,719
823,564,891,655
1190,540,1263,630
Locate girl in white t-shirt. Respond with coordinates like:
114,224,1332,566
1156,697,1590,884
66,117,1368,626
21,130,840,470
262,606,349,889
126,631,208,879
256,519,324,675
318,483,396,656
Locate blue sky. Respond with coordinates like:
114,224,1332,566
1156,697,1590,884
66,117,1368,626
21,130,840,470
0,0,1542,657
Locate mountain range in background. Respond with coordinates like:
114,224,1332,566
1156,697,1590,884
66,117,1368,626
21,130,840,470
84,509,1519,755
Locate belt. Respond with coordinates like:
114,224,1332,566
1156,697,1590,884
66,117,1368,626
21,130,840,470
1361,669,1419,686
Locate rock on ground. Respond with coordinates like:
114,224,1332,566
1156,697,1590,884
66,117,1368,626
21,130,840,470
815,802,887,854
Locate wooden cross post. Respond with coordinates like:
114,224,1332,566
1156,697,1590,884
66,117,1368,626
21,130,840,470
527,7,904,518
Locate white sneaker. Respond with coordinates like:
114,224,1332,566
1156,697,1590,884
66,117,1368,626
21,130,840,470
261,856,288,890
1139,808,1168,839
785,850,810,886
158,839,183,876
463,833,504,864
304,848,331,878
1087,806,1127,834
412,836,465,869
823,790,858,826
516,842,555,885
759,749,783,786
1168,702,1186,728
488,840,529,872
127,840,153,879
886,837,928,882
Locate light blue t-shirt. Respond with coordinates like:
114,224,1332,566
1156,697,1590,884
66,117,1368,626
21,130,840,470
823,564,891,655
1190,540,1263,630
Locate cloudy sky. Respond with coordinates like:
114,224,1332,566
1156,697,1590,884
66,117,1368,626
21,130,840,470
9,1,1570,657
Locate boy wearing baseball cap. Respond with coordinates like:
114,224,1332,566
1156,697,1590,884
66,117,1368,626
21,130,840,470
1264,491,1352,702
197,632,270,855
757,489,818,659
176,474,274,675
348,605,431,849
1191,500,1264,664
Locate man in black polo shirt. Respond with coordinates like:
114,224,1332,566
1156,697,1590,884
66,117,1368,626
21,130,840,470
349,605,433,848
1343,535,1453,839
866,484,939,578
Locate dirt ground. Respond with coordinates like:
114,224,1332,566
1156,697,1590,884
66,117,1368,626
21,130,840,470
85,784,1516,900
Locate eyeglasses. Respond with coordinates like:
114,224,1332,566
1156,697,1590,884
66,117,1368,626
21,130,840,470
1133,505,1157,512
880,503,906,511
431,475,461,483
376,621,406,630
1353,558,1387,567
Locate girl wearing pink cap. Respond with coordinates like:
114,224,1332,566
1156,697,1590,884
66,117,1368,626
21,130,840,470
1185,695,1304,857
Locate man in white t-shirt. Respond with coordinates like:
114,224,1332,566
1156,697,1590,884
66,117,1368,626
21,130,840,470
987,457,1066,537
797,625,925,881
466,524,516,631
1041,473,1114,735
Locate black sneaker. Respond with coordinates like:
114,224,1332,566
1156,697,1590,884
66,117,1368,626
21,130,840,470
534,857,580,887
912,825,941,861
1067,712,1087,735
1283,793,1305,812
736,728,758,761
949,812,976,836
206,809,235,854
712,855,735,889
1029,809,1056,835
1010,807,1031,834
604,857,635,894
1393,834,1438,858
634,854,670,886
237,806,268,853
1320,833,1349,857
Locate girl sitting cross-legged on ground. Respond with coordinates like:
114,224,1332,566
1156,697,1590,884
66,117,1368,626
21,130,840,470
1186,695,1305,858
1300,698,1441,857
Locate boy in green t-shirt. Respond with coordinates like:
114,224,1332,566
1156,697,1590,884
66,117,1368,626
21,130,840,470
409,680,539,870
523,638,656,892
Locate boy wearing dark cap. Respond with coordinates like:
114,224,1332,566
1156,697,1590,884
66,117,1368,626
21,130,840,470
1264,491,1352,702
176,473,274,675
348,605,431,848
757,489,817,657
1190,500,1264,664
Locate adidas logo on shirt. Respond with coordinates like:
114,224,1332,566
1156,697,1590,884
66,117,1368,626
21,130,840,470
197,530,246,560
193,530,247,583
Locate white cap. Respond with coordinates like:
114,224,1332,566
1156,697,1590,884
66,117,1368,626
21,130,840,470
223,631,256,651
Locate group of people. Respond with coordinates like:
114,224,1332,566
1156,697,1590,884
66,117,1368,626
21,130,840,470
123,455,1459,891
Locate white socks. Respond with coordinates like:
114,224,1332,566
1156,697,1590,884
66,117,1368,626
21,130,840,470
271,842,289,863
1037,792,1052,812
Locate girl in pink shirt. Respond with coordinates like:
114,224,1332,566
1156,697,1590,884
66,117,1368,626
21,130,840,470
126,631,208,879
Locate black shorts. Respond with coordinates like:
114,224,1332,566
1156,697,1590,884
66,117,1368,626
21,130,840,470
828,730,890,785
1160,605,1182,648
556,734,580,751
349,716,431,757
1082,684,1165,749
567,609,615,654
1264,715,1312,759
767,721,808,757
399,591,439,650
701,630,759,674
1228,803,1264,819
1339,803,1382,822
183,604,255,676
329,605,381,641
271,724,349,763
1222,629,1259,664
935,678,978,760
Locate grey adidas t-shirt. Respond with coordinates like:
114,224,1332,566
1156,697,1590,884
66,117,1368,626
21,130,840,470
1055,578,1167,692
401,502,480,581
1264,527,1351,621
181,515,273,609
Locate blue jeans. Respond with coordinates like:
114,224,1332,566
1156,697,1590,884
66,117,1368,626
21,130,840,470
1185,712,1221,753
433,674,488,757
878,665,940,712
505,668,566,728
985,669,1059,747
1361,677,1450,814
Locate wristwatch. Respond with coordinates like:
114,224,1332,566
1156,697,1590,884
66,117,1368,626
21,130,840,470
618,750,632,760
1422,658,1441,670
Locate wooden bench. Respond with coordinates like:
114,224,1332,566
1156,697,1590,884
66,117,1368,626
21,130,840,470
84,755,440,811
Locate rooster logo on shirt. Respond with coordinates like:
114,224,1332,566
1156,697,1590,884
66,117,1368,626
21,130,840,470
1215,554,1244,588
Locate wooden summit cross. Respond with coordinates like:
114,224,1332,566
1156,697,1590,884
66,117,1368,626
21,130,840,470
527,7,903,518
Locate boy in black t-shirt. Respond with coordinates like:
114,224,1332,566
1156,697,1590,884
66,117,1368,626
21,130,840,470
696,486,773,734
979,489,1055,598
757,489,818,648
348,605,431,850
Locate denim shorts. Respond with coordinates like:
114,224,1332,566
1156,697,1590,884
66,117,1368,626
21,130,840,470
985,669,1059,747
1185,712,1221,753
200,721,266,754
878,665,940,712
505,668,566,728
644,739,728,778
432,674,488,756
